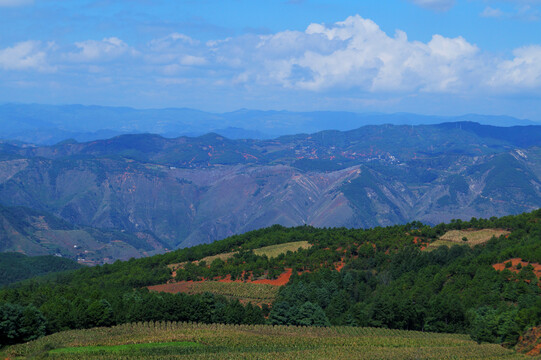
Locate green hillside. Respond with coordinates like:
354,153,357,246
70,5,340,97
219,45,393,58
1,211,541,356
0,253,82,287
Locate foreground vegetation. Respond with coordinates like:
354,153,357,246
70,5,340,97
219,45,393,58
2,211,541,353
3,321,537,360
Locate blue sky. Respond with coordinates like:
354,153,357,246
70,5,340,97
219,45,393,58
1,0,541,120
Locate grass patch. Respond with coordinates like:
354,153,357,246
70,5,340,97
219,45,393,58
426,229,510,250
253,241,312,258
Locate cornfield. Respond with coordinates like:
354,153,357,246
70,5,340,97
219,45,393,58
3,321,538,359
183,281,279,303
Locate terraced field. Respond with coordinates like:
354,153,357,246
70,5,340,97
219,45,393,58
3,322,537,360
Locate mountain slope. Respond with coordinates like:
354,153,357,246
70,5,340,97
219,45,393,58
0,122,541,254
0,204,168,264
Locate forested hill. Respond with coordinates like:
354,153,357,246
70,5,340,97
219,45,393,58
1,210,541,352
0,253,82,287
2,121,541,258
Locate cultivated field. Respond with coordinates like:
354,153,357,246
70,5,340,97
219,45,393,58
148,281,279,304
2,322,536,360
168,241,311,271
253,241,312,258
426,229,510,250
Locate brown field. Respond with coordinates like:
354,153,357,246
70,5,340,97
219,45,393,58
148,281,279,305
149,267,296,305
425,229,510,250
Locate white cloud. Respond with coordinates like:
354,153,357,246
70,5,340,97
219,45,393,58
180,55,207,66
480,6,505,17
490,45,541,88
141,15,541,95
149,33,199,53
0,0,32,7
479,3,541,20
3,14,541,103
145,33,208,72
0,41,54,71
409,0,455,11
68,37,137,62
223,15,481,93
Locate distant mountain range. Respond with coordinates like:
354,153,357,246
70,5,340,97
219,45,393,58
1,121,541,263
0,103,537,145
0,204,167,265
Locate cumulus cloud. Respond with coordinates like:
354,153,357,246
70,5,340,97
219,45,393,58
0,41,54,71
218,16,481,93
3,14,541,100
409,0,455,11
490,45,541,88
67,37,137,62
133,15,541,94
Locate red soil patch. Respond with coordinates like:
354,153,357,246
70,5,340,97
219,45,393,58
335,261,345,272
528,343,541,356
252,268,293,286
152,268,295,294
492,258,541,278
413,237,429,250
217,274,235,283
516,327,541,355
